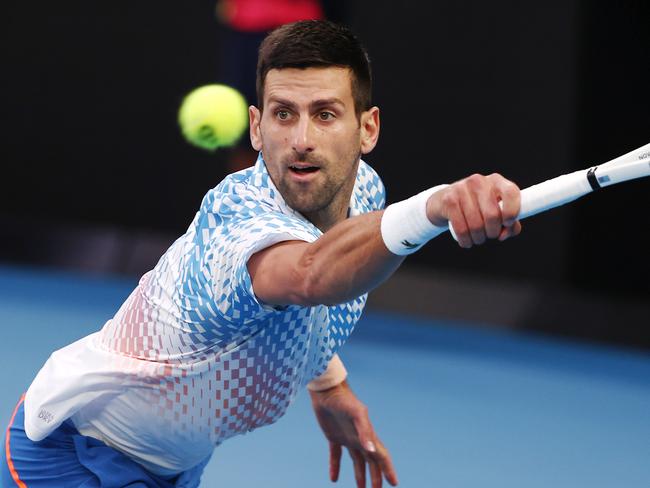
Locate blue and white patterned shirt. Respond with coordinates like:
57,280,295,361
24,155,386,475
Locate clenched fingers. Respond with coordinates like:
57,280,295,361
443,173,521,247
489,173,521,226
498,220,522,241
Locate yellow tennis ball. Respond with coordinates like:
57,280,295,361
178,84,249,151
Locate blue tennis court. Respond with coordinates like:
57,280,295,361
1,265,648,487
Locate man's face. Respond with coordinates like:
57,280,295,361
249,67,379,224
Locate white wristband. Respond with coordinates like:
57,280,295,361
380,184,449,255
307,354,347,392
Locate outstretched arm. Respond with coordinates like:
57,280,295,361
248,173,522,307
249,210,403,307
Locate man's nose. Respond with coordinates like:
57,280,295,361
291,116,315,154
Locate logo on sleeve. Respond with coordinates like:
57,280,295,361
401,239,419,249
38,409,54,424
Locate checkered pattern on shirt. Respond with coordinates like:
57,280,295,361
96,154,386,454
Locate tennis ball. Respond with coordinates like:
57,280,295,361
178,84,249,151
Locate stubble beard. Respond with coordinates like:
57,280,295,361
277,150,360,216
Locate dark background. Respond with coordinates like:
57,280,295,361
1,1,648,345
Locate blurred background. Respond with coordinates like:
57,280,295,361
1,2,649,486
1,0,649,350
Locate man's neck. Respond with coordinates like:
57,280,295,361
304,197,351,233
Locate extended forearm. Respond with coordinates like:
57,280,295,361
299,210,405,305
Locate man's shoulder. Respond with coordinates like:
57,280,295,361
201,167,279,219
192,164,316,243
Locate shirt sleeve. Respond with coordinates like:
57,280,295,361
207,206,320,326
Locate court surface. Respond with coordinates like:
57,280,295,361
1,265,648,487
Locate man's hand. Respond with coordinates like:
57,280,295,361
426,173,522,248
309,380,398,488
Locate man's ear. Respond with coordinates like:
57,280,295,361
360,106,380,155
249,105,262,151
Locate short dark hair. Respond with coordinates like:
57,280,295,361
256,20,372,117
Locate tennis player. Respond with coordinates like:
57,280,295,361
2,20,521,488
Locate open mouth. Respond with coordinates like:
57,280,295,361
288,165,320,175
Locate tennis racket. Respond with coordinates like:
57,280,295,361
449,141,650,239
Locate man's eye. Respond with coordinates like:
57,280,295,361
318,112,334,121
276,110,290,120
